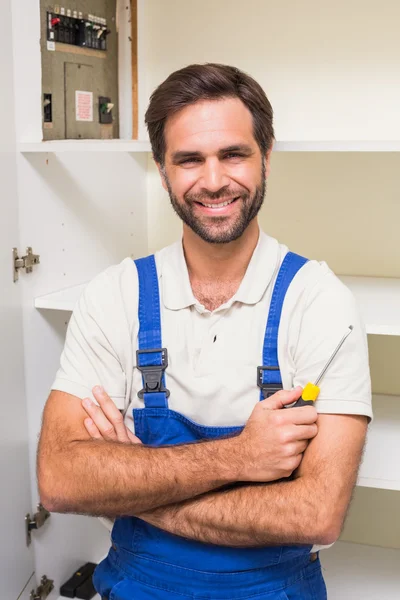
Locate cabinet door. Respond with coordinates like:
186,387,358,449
0,0,35,597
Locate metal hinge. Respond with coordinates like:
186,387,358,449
13,247,40,282
25,503,51,546
30,575,54,600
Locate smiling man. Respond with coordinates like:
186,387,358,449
38,64,372,599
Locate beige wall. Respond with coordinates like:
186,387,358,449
142,0,400,142
143,1,400,549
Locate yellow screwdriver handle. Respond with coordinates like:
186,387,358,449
291,383,320,407
302,382,320,402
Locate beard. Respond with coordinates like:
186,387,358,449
163,160,266,244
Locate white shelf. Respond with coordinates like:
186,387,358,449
357,476,400,492
323,541,400,599
357,394,400,492
36,276,400,337
18,139,152,153
19,140,400,153
339,276,400,336
274,141,400,152
35,283,86,311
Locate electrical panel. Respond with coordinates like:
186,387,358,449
41,1,119,140
47,10,110,51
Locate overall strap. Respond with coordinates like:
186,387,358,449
134,255,169,408
258,252,308,400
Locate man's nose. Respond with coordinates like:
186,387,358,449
200,158,230,193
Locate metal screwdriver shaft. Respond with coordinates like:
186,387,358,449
314,325,354,386
293,325,354,407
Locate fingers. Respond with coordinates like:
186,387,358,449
93,386,131,443
289,406,318,426
127,429,143,444
293,440,309,455
261,387,303,410
82,397,120,441
84,418,103,440
82,388,130,443
294,423,319,441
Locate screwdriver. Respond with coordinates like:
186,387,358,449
291,325,354,408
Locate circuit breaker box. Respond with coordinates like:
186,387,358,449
41,1,119,140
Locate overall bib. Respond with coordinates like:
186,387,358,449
93,252,328,600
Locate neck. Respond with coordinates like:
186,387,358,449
182,219,260,283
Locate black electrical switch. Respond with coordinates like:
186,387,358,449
43,94,52,123
59,562,97,598
99,97,113,124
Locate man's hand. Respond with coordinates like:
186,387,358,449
82,386,142,444
232,387,318,482
82,386,317,485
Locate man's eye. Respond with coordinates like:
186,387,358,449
225,153,243,159
181,158,200,164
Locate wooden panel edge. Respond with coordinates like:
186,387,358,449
131,0,138,139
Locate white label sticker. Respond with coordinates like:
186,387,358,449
78,12,83,19
60,7,65,16
75,91,93,122
67,9,71,17
49,31,54,39
47,40,56,51
73,10,78,18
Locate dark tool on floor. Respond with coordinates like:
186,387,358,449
60,562,97,598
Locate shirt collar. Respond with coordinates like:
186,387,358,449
160,230,280,311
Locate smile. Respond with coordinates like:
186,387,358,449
197,197,239,209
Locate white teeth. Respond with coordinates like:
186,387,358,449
201,198,236,208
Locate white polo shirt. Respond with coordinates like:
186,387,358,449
53,230,372,429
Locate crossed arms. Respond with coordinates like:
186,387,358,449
37,386,367,548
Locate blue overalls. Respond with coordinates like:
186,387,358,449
93,252,328,600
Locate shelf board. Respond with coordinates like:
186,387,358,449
36,276,400,336
273,140,400,152
35,283,86,311
19,140,400,153
339,276,400,336
357,394,400,492
18,139,152,153
323,541,400,597
357,476,400,492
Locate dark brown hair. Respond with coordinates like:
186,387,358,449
145,63,275,167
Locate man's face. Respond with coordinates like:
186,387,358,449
158,97,271,244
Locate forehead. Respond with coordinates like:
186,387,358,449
164,97,256,154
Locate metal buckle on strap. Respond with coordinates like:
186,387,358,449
257,366,283,398
136,348,170,398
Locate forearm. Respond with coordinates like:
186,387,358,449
138,476,334,547
38,437,237,517
138,415,367,548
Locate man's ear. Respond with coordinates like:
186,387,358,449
264,144,274,178
156,162,168,192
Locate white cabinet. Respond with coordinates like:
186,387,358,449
3,0,400,598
